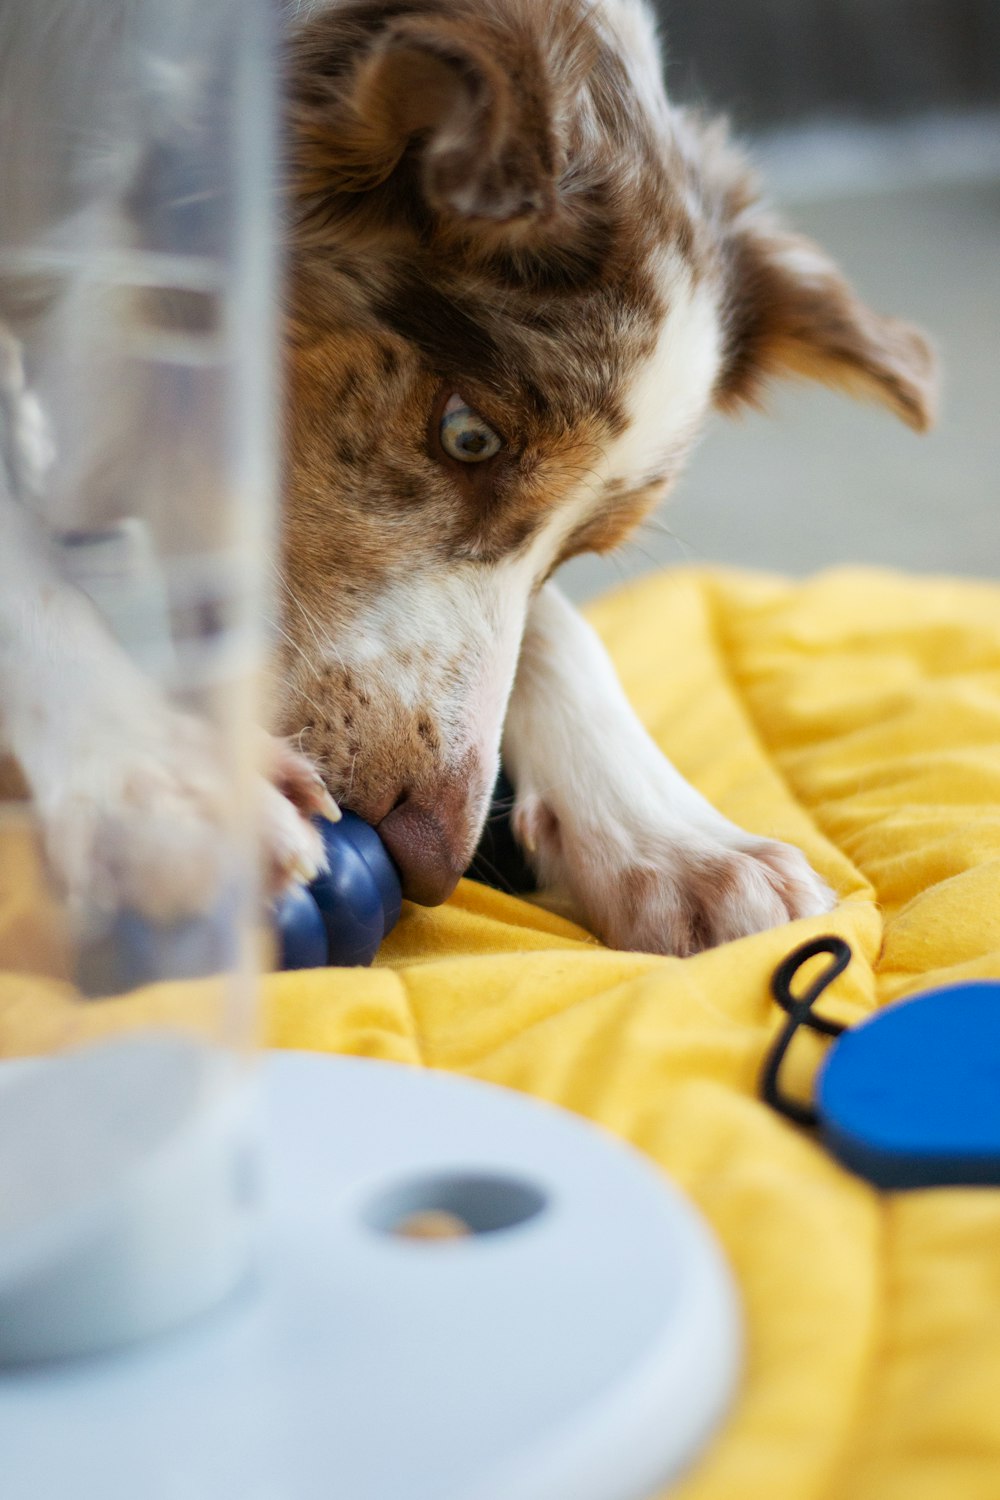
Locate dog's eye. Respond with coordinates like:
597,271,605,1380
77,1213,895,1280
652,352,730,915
439,394,503,463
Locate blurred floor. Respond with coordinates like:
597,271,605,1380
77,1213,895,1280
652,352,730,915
559,163,1000,602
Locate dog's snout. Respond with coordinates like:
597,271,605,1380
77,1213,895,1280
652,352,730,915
377,794,468,907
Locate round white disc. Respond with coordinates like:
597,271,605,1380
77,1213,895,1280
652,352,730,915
0,1052,741,1500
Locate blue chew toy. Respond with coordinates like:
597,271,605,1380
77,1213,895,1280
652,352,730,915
274,811,402,970
761,936,1000,1189
76,812,402,996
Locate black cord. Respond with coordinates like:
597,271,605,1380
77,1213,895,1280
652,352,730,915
759,936,853,1127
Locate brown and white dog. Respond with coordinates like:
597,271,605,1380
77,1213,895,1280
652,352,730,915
0,0,936,955
276,0,936,951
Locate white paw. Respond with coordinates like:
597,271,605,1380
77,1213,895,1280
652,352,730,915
34,719,333,924
259,734,336,896
515,794,834,956
36,708,237,925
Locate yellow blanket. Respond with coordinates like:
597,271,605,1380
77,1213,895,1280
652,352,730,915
3,565,1000,1499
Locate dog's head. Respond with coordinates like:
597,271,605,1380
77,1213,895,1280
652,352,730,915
279,0,936,903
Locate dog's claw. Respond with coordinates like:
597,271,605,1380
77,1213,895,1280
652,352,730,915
289,849,321,886
317,786,341,822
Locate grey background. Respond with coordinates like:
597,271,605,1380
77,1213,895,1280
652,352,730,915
559,4,999,601
655,0,1000,128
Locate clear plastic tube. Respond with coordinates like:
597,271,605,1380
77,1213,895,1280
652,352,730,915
0,0,276,1359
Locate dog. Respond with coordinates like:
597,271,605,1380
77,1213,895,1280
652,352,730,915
0,0,936,956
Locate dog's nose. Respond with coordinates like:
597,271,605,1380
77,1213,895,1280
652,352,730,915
376,796,467,907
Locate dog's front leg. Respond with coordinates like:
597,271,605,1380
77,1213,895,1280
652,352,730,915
0,496,331,921
0,330,326,921
502,584,834,955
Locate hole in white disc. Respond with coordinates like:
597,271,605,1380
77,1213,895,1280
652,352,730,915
364,1171,548,1241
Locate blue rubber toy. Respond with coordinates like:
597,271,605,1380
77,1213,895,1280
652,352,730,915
78,768,521,994
273,881,328,971
281,766,524,968
285,766,529,967
76,812,402,995
274,812,402,970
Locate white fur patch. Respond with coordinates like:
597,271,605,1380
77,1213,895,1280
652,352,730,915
319,544,542,762
503,584,835,953
303,498,604,801
605,254,722,488
594,0,670,130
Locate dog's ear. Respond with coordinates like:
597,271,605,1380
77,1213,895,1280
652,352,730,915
719,220,938,431
689,119,938,431
288,10,562,235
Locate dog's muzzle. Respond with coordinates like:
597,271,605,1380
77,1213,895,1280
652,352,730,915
376,797,468,907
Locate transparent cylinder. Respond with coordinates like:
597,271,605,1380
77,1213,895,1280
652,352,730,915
0,0,276,1359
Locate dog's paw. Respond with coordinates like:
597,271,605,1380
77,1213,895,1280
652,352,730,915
515,795,834,956
37,708,238,924
35,721,333,923
259,735,335,896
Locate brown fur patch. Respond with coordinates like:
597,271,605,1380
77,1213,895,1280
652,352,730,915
676,112,938,429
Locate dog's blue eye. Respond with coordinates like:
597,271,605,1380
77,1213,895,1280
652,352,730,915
439,394,503,464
